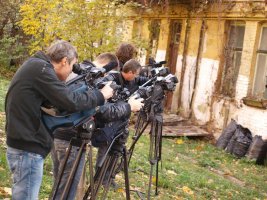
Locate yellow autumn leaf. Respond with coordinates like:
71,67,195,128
117,187,124,193
152,176,156,184
182,186,194,195
175,139,184,144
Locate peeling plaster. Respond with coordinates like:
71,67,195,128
193,58,219,124
155,49,166,62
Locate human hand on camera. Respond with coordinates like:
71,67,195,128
100,81,114,100
128,94,144,112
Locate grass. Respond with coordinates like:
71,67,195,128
0,77,267,199
0,77,9,112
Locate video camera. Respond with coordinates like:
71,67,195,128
96,81,131,103
68,60,117,86
132,62,178,116
140,57,169,78
41,60,120,133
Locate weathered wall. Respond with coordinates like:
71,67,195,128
155,19,170,62
231,21,267,139
128,0,267,138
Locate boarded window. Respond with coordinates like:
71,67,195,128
253,26,267,99
222,22,245,97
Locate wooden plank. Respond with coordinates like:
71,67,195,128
162,125,211,137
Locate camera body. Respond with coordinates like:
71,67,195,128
41,60,128,133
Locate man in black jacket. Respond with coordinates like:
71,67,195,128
98,58,149,95
95,59,149,188
5,40,114,200
51,53,144,200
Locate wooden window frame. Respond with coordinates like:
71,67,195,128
243,24,267,109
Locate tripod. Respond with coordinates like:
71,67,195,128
127,86,164,199
83,122,131,200
50,116,96,200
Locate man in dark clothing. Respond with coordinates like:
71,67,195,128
5,40,114,200
115,43,137,70
95,59,149,188
98,59,149,95
51,53,144,200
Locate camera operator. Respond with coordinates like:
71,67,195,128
116,43,137,71
95,59,149,188
98,59,149,95
51,53,144,200
5,40,114,200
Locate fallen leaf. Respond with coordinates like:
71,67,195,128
182,186,194,195
167,170,177,175
152,176,156,184
175,139,184,144
117,187,124,193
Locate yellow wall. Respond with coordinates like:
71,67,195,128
157,18,170,51
202,20,225,60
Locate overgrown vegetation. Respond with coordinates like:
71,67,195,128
0,0,149,77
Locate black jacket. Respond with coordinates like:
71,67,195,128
53,101,131,141
99,71,149,94
5,51,105,158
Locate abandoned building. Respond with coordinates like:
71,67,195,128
122,0,267,139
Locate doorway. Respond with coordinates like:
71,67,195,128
165,20,182,111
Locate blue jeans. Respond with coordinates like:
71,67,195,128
6,146,44,200
51,138,85,200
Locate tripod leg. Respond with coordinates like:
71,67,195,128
50,143,73,200
147,119,156,200
147,114,163,199
88,143,95,200
101,155,119,200
155,120,162,195
83,154,112,200
133,111,145,138
61,141,86,200
123,146,131,200
128,120,149,165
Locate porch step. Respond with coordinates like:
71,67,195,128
162,125,211,137
163,113,185,126
130,113,211,137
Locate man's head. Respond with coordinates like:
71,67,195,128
116,43,137,65
93,52,119,68
47,40,78,81
121,59,141,81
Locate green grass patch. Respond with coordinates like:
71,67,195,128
0,130,267,199
0,77,9,112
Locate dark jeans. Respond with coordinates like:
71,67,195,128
51,139,85,200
